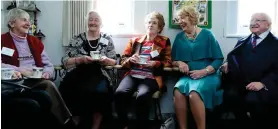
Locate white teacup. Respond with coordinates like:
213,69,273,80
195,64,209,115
139,55,149,64
90,51,101,60
1,68,14,80
32,67,43,78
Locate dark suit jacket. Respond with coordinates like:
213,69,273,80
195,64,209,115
224,32,278,105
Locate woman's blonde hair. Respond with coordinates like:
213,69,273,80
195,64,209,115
145,11,165,34
7,8,30,28
177,6,200,25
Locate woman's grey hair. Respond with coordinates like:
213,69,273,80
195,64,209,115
7,8,30,29
85,10,102,26
177,6,200,26
144,11,165,34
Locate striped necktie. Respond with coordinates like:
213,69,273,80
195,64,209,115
252,35,259,48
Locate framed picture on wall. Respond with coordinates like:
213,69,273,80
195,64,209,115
16,0,36,10
169,0,212,29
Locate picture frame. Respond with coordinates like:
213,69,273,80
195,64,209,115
16,0,36,10
169,0,212,29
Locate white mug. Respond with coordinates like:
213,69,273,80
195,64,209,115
90,51,101,60
32,67,43,78
1,68,14,80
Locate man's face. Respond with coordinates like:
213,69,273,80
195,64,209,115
249,14,270,35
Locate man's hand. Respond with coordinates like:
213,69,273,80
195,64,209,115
220,62,228,74
42,73,50,79
189,69,207,79
246,82,265,91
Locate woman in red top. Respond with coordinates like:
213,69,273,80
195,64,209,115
1,8,71,126
114,12,172,129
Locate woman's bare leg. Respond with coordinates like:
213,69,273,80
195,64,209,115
92,112,102,129
174,89,188,129
189,91,206,129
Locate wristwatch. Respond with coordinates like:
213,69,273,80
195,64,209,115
205,68,210,74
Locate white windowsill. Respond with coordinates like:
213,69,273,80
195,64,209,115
226,31,278,38
225,34,248,38
111,33,144,38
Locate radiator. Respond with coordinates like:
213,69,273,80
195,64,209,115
62,0,91,46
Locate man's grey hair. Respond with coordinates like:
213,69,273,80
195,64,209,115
251,12,272,26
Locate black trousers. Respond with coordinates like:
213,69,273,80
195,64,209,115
23,79,72,124
246,91,278,129
2,90,60,129
114,75,159,129
223,87,278,129
60,77,112,129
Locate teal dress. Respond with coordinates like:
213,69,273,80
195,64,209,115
172,29,224,109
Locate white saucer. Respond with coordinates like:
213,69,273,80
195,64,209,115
1,78,22,81
1,78,16,81
138,62,147,65
27,76,43,79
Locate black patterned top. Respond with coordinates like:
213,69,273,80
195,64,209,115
62,32,117,86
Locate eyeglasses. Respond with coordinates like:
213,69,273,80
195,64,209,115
251,19,267,23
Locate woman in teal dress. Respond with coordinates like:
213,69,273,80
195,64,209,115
172,7,224,129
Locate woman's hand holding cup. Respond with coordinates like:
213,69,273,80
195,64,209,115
77,56,99,64
18,67,33,77
129,54,140,64
142,61,156,68
42,73,50,79
12,71,22,79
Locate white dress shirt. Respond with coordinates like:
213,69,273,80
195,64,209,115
251,30,270,46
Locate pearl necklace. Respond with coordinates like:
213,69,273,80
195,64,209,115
86,32,100,49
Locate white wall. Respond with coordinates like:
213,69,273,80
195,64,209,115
210,1,238,57
35,1,64,65
1,1,11,33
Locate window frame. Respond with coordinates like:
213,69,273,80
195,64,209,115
91,0,147,38
225,0,278,38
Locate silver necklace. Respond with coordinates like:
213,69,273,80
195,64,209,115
186,31,197,40
186,27,197,40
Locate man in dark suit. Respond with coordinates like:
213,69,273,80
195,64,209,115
221,13,278,129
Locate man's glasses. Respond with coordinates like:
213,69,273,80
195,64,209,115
251,19,267,23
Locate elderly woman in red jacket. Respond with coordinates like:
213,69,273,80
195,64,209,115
1,8,71,125
114,12,172,129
